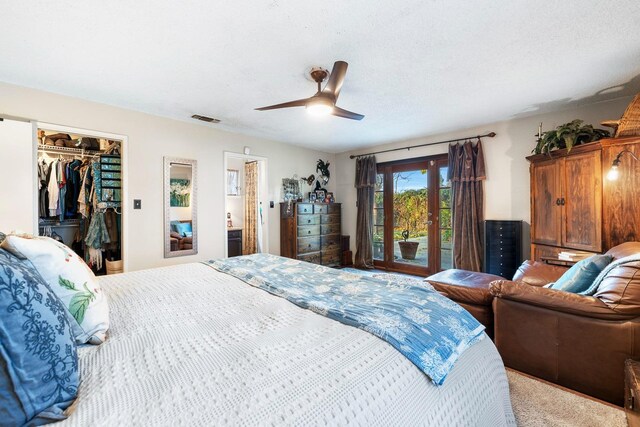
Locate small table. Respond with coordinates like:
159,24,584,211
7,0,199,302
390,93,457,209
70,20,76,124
541,256,578,267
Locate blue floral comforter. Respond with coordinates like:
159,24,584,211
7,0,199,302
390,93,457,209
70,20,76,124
205,254,485,385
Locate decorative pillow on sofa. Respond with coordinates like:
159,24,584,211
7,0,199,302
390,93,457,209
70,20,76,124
0,248,78,425
549,254,613,294
175,222,192,237
1,235,109,344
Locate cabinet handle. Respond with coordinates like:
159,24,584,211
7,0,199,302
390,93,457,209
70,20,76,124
561,198,566,206
555,198,562,206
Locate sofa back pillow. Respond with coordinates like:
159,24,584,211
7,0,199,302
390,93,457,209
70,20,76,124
549,254,613,294
1,235,109,344
0,248,78,425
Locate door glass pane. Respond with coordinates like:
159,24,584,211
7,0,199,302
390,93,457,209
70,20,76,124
373,173,385,260
439,167,453,270
393,169,428,266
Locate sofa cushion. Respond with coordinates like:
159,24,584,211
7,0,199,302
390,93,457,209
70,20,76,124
512,260,568,287
425,269,503,306
593,259,640,315
605,242,640,261
549,255,612,293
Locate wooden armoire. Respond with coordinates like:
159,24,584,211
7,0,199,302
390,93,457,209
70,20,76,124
527,136,640,260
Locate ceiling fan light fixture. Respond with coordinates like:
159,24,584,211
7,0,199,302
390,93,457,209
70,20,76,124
305,97,333,117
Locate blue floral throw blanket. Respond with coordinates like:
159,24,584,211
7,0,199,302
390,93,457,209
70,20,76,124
205,254,485,385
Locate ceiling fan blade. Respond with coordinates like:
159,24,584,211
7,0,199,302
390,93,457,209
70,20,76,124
255,98,308,111
323,61,348,100
332,106,364,121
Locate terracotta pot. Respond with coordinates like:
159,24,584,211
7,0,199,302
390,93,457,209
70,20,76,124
398,241,419,260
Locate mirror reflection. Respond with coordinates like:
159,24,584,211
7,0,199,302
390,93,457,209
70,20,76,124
164,158,197,257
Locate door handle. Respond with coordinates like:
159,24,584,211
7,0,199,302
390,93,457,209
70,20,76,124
556,198,562,206
426,220,433,225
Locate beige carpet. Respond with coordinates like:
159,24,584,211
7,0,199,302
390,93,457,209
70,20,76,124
508,369,627,426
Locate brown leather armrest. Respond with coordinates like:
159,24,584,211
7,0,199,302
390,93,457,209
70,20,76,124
182,237,193,244
512,260,568,286
170,231,182,239
490,280,634,320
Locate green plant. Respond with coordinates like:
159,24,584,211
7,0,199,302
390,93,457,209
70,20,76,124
533,120,610,155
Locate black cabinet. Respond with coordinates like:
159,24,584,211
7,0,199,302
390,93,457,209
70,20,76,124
228,229,243,257
484,220,522,279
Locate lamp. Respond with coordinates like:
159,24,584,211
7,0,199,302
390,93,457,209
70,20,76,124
607,149,639,181
306,96,334,117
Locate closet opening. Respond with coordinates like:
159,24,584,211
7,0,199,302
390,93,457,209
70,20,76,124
223,152,269,257
35,124,126,275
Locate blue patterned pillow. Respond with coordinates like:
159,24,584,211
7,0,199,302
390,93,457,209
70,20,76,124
0,248,78,425
549,255,613,294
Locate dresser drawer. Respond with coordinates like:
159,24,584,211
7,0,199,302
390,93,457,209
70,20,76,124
320,223,340,235
298,225,320,237
314,204,328,214
298,237,320,254
322,248,341,266
228,229,242,239
298,252,321,264
298,215,319,225
320,214,340,224
297,204,314,215
321,234,341,251
327,203,341,214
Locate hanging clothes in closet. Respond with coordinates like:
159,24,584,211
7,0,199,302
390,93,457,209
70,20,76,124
37,136,122,275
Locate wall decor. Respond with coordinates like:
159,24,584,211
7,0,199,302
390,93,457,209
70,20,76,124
227,169,239,196
282,178,302,201
170,179,191,207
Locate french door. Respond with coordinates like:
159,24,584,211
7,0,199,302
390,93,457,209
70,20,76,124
373,155,451,276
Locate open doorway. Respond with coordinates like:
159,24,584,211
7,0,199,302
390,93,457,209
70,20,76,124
223,152,268,257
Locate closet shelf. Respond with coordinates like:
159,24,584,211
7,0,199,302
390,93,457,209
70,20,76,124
38,144,102,156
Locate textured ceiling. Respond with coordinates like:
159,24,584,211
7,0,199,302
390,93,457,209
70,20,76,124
1,1,640,152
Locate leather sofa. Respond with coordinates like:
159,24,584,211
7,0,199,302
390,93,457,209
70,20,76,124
490,242,640,405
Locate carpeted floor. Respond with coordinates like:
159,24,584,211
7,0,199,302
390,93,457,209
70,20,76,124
507,369,626,426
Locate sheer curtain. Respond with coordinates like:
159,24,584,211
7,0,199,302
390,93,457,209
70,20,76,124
243,161,258,255
448,140,486,271
354,155,377,268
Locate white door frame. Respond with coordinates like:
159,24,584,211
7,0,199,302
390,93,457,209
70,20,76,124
34,122,130,272
223,151,269,258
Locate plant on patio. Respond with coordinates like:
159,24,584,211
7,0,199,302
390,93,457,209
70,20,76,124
398,229,419,260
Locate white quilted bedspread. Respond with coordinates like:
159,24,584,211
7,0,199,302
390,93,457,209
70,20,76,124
58,263,515,426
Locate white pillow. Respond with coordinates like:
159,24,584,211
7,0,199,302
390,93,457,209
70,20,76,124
1,235,109,344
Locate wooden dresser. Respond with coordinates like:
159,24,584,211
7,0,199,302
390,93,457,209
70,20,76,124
280,202,342,267
527,136,640,259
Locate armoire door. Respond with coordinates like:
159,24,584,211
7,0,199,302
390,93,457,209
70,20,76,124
531,159,562,247
562,150,602,252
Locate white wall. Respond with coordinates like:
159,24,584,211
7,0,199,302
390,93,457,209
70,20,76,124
0,82,335,271
335,96,633,259
0,118,33,232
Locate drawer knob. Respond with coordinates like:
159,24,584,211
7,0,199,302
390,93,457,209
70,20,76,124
308,231,311,234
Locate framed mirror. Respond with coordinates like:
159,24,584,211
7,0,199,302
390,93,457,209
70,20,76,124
164,157,198,258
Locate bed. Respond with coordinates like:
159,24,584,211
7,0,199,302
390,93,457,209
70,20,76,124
58,259,515,426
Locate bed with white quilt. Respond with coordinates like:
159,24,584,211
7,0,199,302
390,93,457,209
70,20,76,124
52,254,515,426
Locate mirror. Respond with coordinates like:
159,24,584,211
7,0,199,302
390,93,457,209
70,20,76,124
164,157,198,257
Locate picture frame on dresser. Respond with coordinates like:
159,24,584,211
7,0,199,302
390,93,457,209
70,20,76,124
315,190,326,201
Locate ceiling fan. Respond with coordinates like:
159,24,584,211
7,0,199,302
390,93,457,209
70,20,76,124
255,61,364,120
